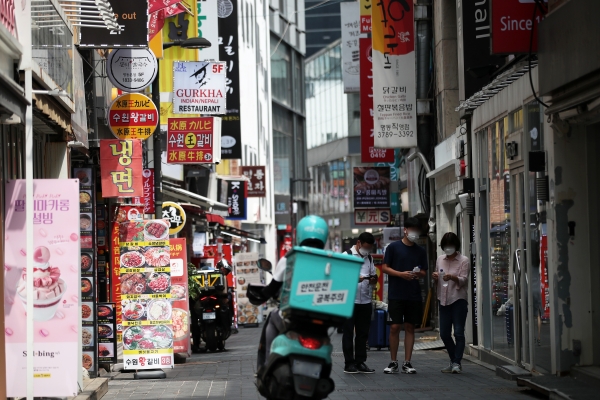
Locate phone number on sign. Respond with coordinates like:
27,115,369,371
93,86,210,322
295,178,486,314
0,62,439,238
377,131,414,138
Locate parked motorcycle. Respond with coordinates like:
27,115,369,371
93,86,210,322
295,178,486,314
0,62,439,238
248,248,363,400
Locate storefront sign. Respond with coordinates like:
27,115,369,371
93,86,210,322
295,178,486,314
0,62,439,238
97,303,118,364
197,0,220,61
372,0,417,149
79,1,149,48
162,201,187,235
172,61,227,114
111,205,145,343
353,167,390,208
149,0,180,13
133,169,156,215
354,209,391,225
491,0,544,54
360,0,371,33
109,93,159,140
218,0,242,159
167,117,222,164
360,38,394,163
4,180,79,397
119,219,173,370
107,48,158,92
74,167,98,377
219,180,247,220
169,238,191,355
340,2,360,93
234,252,260,326
100,139,144,197
541,234,549,320
372,254,384,301
240,166,266,197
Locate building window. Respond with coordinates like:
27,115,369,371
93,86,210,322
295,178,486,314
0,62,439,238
271,36,292,106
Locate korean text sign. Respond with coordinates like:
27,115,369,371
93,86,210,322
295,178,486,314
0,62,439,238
353,167,391,208
241,166,266,197
100,139,143,197
491,0,544,54
169,238,191,355
224,180,247,220
360,38,394,163
109,93,159,140
119,219,174,370
340,2,360,93
4,180,80,397
172,61,227,114
133,169,155,214
372,0,417,149
167,117,221,164
360,0,372,33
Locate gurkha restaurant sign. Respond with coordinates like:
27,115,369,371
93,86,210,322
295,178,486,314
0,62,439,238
100,139,144,198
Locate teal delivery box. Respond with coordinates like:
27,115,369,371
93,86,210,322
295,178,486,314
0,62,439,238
279,246,364,321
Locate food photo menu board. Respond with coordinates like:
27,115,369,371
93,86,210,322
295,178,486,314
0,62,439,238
97,303,117,364
74,167,98,377
119,219,174,370
234,253,260,327
169,238,191,356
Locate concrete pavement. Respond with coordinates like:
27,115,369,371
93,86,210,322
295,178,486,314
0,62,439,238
102,326,540,399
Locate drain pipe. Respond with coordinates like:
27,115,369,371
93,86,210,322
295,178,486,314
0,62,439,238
407,151,436,241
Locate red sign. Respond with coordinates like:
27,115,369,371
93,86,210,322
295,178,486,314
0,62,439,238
360,38,394,163
492,0,545,54
241,166,266,197
279,235,292,259
167,117,216,163
1,0,16,37
354,209,392,225
108,93,159,140
170,238,191,355
360,0,371,33
100,139,143,197
133,169,155,214
149,0,181,13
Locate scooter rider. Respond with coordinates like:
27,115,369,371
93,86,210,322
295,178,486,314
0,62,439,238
248,215,329,369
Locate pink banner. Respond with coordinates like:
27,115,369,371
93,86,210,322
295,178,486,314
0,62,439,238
4,179,80,397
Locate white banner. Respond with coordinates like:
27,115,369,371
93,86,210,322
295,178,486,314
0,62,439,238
197,0,220,61
372,1,417,149
340,2,360,93
172,61,227,114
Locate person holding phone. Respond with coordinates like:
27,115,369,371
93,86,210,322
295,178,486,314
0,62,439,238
342,232,378,374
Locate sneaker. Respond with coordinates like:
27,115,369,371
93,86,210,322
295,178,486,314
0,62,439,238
441,363,453,373
383,361,399,374
344,363,359,374
355,362,375,374
451,363,462,374
401,361,417,374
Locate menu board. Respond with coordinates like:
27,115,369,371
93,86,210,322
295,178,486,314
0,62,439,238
169,238,191,356
234,253,260,327
119,219,174,370
97,303,117,364
74,167,98,377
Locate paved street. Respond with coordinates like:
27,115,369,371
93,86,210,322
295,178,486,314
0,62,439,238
103,326,541,400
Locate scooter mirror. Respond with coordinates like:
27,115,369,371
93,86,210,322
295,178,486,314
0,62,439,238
257,258,273,272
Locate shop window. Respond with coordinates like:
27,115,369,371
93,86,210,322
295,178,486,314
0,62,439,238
509,108,523,133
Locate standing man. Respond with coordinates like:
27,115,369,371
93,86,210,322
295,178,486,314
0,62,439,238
382,217,428,374
342,232,377,373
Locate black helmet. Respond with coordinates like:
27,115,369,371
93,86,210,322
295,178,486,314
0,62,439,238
247,284,267,306
216,258,232,275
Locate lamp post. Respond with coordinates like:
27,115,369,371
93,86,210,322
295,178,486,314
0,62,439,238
289,177,312,242
153,37,211,220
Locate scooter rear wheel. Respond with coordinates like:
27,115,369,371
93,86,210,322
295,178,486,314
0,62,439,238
205,328,218,352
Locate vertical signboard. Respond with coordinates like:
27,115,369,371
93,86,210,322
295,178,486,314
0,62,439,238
133,169,156,215
218,0,242,159
234,252,260,326
100,139,144,197
340,2,360,93
491,0,545,54
167,117,222,163
169,238,191,356
4,180,79,397
197,0,220,60
360,38,394,163
541,234,549,320
219,180,247,220
119,219,174,370
353,166,391,208
360,0,372,33
372,0,417,149
172,61,227,114
240,166,266,197
74,167,98,377
97,303,118,364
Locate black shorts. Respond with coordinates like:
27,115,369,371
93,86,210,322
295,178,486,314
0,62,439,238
388,299,423,326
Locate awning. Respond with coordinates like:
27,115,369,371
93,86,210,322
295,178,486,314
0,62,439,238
214,224,267,244
162,183,229,214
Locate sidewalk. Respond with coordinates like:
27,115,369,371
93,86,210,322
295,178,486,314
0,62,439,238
102,326,539,399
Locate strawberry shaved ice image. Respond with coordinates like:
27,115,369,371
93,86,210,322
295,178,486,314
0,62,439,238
16,246,67,321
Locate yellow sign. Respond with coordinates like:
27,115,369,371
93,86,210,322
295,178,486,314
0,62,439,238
191,272,225,289
162,201,186,235
108,93,159,140
360,0,372,33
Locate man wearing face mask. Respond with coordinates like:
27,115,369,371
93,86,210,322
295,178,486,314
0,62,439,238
382,217,428,374
342,232,377,374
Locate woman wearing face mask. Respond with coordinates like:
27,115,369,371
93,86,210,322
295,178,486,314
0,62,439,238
432,232,470,374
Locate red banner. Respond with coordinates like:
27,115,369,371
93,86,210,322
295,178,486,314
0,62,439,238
360,38,394,163
491,0,544,54
133,169,155,214
167,117,216,164
170,238,191,355
100,139,143,197
149,0,181,13
241,166,266,197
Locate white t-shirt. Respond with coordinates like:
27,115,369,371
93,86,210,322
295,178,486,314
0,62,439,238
272,256,287,282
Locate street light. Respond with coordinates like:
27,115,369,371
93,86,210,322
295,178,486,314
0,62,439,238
153,37,212,220
289,177,312,242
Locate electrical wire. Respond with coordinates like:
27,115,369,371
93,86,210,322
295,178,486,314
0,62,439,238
529,0,549,108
